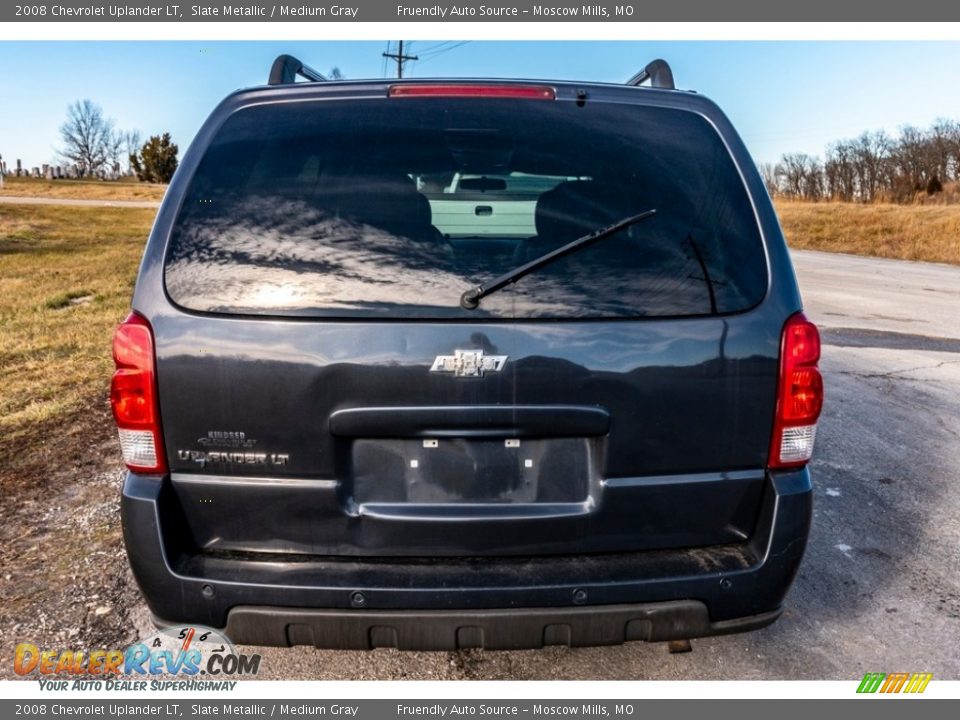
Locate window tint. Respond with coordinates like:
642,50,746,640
165,97,767,319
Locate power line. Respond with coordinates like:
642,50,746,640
382,40,418,79
415,41,471,66
414,41,456,56
419,41,468,57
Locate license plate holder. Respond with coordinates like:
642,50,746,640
350,437,591,504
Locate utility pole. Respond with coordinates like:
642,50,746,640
382,40,418,79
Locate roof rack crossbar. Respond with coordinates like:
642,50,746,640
269,54,327,86
626,59,675,90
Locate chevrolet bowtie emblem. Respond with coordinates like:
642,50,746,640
430,349,508,378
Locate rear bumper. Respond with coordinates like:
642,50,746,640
219,602,781,650
122,468,812,649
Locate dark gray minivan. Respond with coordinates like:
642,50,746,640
113,57,823,650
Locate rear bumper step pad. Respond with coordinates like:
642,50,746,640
214,601,781,650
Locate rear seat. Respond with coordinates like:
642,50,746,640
515,180,636,263
318,173,444,244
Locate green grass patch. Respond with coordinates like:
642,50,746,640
44,289,96,310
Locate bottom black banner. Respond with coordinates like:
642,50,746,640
1,699,955,720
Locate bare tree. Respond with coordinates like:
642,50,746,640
825,141,857,201
122,130,142,175
758,162,779,197
107,131,126,175
852,131,890,202
59,100,117,177
803,156,825,201
928,118,957,183
770,117,960,204
890,126,926,188
776,153,820,199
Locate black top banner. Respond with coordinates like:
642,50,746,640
5,1,959,22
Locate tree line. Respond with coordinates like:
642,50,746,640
760,118,960,203
56,70,340,185
59,99,178,183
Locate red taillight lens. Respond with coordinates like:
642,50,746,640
768,312,823,469
784,318,821,366
782,368,824,421
111,313,166,473
111,369,154,425
389,84,556,100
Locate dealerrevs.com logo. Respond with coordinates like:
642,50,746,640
15,625,261,691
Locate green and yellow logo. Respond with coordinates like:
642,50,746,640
857,672,933,694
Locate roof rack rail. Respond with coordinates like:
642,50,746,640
268,54,327,85
626,59,675,90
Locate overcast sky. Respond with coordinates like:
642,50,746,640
2,40,960,169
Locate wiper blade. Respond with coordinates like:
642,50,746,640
686,234,718,315
460,209,657,310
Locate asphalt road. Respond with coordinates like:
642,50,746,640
223,249,960,680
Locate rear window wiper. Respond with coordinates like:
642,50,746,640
686,235,719,315
460,209,657,310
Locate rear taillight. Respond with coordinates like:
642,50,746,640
768,312,823,469
111,313,166,473
388,84,556,100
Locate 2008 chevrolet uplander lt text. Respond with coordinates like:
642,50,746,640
113,56,824,650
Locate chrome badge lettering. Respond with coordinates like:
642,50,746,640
430,349,508,377
177,450,290,468
196,430,256,448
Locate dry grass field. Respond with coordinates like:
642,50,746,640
0,175,166,202
775,200,960,266
0,203,155,486
0,201,156,652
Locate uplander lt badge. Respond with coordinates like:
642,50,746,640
177,450,290,468
430,349,508,378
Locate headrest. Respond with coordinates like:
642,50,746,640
534,181,633,242
319,174,432,237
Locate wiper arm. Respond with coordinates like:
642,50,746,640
686,234,718,315
460,209,657,310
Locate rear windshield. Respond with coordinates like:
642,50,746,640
164,95,767,319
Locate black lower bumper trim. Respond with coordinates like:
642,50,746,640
122,468,811,649
219,601,782,651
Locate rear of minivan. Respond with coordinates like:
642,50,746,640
116,77,821,650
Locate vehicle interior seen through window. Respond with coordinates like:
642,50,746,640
165,98,767,319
